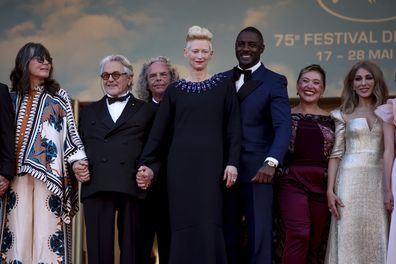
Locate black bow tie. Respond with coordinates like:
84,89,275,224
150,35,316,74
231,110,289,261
233,67,252,82
107,93,131,104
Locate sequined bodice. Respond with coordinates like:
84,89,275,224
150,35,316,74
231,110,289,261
345,118,383,157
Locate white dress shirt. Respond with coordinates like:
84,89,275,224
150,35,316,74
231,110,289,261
235,61,261,91
106,92,131,123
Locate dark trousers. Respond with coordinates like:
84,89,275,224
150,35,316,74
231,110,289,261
83,192,144,264
224,182,274,264
141,183,171,264
277,166,330,264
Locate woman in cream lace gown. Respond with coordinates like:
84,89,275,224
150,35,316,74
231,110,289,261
326,61,389,264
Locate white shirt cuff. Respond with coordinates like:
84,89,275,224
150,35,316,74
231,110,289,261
264,157,279,167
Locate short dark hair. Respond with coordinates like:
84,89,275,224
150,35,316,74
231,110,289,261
237,27,264,45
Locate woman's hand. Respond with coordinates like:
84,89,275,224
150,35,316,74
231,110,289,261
384,190,394,212
327,190,344,220
73,159,90,183
136,165,154,190
224,165,238,188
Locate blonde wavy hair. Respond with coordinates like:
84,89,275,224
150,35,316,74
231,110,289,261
340,60,388,114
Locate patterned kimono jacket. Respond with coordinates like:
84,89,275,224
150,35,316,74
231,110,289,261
0,87,86,263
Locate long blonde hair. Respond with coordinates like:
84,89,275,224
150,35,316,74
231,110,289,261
340,60,388,113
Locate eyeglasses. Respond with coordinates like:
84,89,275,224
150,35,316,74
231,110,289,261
100,71,127,80
32,56,52,64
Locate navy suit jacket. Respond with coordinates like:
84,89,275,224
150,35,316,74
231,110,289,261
223,63,291,182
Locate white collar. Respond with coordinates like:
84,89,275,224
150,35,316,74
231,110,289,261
237,61,261,74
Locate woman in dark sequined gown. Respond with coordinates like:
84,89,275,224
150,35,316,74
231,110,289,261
137,25,241,264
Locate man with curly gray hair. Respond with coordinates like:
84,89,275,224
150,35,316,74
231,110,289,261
137,56,178,264
136,56,179,105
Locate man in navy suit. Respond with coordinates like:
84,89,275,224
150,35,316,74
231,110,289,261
223,27,292,264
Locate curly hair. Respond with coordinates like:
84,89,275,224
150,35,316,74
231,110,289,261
11,42,60,96
135,56,179,102
340,60,389,114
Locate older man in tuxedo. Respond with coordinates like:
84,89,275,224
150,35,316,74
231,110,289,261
223,27,292,264
79,55,157,264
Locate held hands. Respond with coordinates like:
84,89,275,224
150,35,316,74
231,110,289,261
0,175,10,197
327,190,344,220
384,190,394,212
136,165,154,190
251,164,276,183
73,159,90,183
224,165,238,188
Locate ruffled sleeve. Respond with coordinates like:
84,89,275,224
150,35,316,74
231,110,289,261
330,109,346,159
374,98,396,125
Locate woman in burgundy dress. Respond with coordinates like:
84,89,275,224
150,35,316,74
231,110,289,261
277,64,335,264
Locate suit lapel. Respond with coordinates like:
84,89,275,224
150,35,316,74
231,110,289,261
113,95,142,130
237,79,262,101
236,64,265,102
98,97,115,130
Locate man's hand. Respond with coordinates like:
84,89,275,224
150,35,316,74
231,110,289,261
251,163,276,183
0,175,10,197
136,165,154,190
73,159,90,183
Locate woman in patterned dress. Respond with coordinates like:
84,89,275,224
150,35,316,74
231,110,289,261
137,26,241,264
1,42,89,263
277,64,335,264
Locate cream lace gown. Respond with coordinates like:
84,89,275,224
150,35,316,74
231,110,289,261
325,110,388,264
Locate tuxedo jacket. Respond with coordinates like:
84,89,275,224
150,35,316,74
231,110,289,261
223,63,292,182
78,95,156,200
0,83,15,180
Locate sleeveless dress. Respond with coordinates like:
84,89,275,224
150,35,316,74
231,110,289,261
375,98,396,264
325,110,388,264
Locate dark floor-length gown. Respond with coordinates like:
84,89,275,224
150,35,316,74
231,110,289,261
140,74,241,264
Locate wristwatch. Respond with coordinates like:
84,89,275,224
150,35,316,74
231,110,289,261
265,160,277,168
